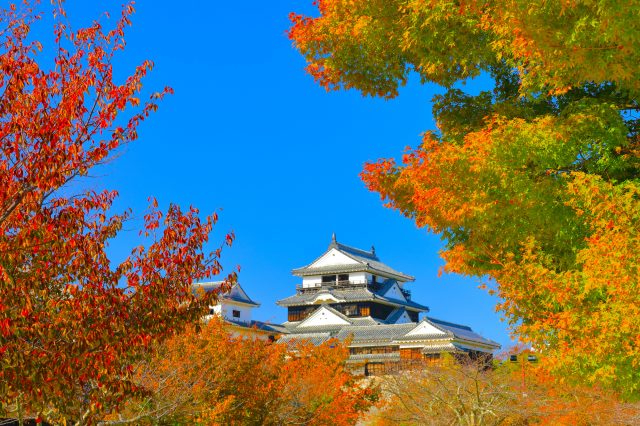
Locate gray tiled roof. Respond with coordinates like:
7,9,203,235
276,287,428,312
422,343,460,353
193,281,260,307
351,316,384,326
427,317,500,348
334,323,418,343
225,319,288,334
292,238,414,281
277,332,332,347
282,314,500,351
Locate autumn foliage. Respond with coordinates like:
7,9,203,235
111,317,379,425
0,2,235,422
290,0,640,398
371,354,640,426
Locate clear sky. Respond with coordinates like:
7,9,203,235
34,0,514,349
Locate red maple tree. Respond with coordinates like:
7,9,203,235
0,2,236,422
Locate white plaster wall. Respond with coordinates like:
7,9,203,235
302,276,322,288
349,272,368,284
394,311,412,324
220,301,253,323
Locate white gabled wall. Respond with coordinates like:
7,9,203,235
405,320,448,337
297,306,351,328
312,248,359,267
210,300,254,324
383,282,407,301
391,311,412,324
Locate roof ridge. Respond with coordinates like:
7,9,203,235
404,318,455,338
335,242,379,260
427,316,473,331
342,321,418,329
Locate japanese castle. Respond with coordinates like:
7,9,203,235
276,234,500,375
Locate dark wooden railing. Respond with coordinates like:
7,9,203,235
296,280,369,293
295,280,412,299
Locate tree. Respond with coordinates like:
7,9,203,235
107,317,379,425
373,355,520,426
289,0,640,397
0,2,236,422
370,354,640,426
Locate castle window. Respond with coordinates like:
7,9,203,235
400,348,423,360
365,362,387,376
232,309,240,318
288,306,315,322
322,275,336,283
424,353,441,364
343,304,358,316
338,274,349,282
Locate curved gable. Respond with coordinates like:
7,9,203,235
311,248,361,268
405,320,449,337
297,306,352,328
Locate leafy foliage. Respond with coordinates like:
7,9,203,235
371,354,640,426
290,0,640,398
109,317,379,425
0,2,236,422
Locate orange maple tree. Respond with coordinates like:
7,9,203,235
0,2,236,422
111,317,379,425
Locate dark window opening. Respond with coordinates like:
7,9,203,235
365,362,387,376
338,274,349,282
232,309,240,318
322,275,336,283
368,303,395,320
342,304,358,316
288,306,316,322
424,353,441,364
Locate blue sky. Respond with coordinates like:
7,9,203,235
34,1,514,349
